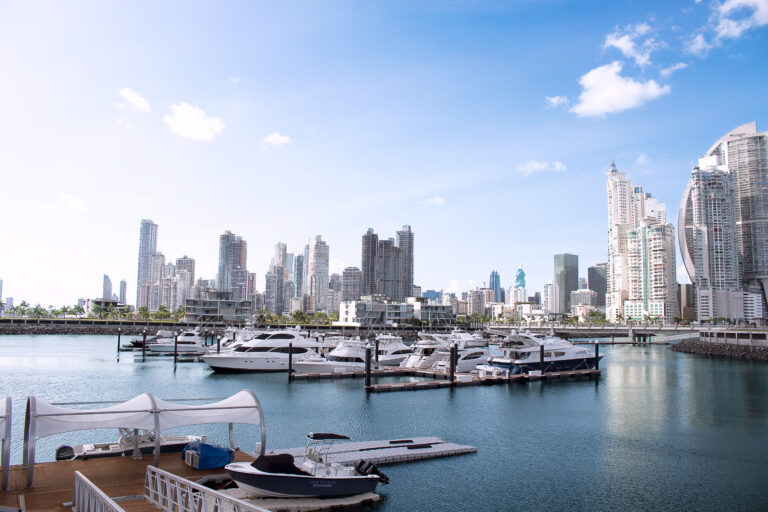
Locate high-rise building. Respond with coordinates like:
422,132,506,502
489,270,501,302
217,231,247,293
119,279,127,304
361,228,379,296
679,156,743,321
681,122,768,319
136,219,158,307
176,256,196,284
265,266,284,314
361,226,415,302
554,253,578,315
294,255,304,298
624,223,677,322
397,225,414,300
543,280,559,314
588,263,607,307
607,162,671,321
102,274,112,300
307,235,329,312
679,283,696,321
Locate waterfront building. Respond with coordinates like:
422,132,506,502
543,280,559,315
306,235,329,312
680,122,768,321
360,226,415,302
680,156,743,322
342,267,362,301
588,263,607,307
217,231,247,293
184,297,253,323
5,297,12,312
230,267,249,302
136,219,158,307
118,279,127,305
606,162,669,322
397,225,414,301
176,256,195,283
624,222,677,323
325,289,342,314
554,253,578,315
264,266,284,314
102,274,112,301
468,289,485,316
489,270,502,303
571,289,598,308
293,255,304,298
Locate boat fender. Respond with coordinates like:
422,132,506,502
56,445,75,461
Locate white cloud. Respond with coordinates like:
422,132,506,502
685,33,714,55
116,88,150,113
660,62,688,77
229,76,241,84
570,61,670,117
636,151,650,165
545,95,570,108
447,280,460,294
421,196,445,206
517,160,567,176
163,103,225,141
715,0,768,39
330,258,348,274
263,132,292,146
49,193,87,213
604,23,658,66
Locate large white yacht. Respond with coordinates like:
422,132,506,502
201,330,323,372
399,333,448,369
478,330,602,374
293,336,414,373
147,330,206,354
432,346,490,373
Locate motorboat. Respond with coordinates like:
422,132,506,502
432,346,490,373
211,324,269,353
399,333,448,369
226,433,388,498
55,428,204,461
148,330,205,354
477,331,603,375
124,329,175,349
373,334,414,365
201,330,324,372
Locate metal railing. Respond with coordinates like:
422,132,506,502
72,471,126,512
144,465,269,512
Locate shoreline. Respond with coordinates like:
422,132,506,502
670,338,768,361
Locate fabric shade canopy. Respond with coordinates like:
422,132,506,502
23,390,266,488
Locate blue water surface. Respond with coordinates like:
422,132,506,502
1,335,767,511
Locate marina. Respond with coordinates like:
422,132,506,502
1,334,768,511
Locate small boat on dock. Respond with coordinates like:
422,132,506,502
55,428,204,461
478,331,602,374
226,433,389,498
148,329,206,354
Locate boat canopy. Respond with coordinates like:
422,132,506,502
307,433,350,440
23,389,266,488
1,396,10,491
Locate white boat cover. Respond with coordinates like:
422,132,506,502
1,396,10,490
23,389,265,487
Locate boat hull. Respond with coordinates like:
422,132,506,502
226,465,380,498
201,355,319,373
488,356,602,374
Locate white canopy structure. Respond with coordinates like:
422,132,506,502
23,390,266,488
1,396,10,491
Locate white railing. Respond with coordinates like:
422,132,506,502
144,465,269,512
72,471,126,512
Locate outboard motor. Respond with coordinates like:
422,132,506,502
55,445,75,461
354,459,390,484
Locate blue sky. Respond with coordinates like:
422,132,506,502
1,1,767,306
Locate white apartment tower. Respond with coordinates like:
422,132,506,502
306,235,329,312
607,161,676,322
136,219,158,307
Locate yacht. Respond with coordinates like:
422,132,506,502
56,429,204,461
125,329,175,349
201,330,323,372
292,338,369,374
374,334,414,365
478,331,602,374
399,333,448,369
432,346,490,373
147,330,206,354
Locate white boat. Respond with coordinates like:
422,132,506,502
226,433,388,498
373,334,414,365
399,333,448,369
477,331,603,375
432,346,490,373
125,329,175,349
148,330,205,354
56,428,204,461
201,330,323,372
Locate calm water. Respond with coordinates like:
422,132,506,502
1,335,767,511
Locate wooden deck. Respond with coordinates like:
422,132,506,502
0,450,255,511
366,369,601,392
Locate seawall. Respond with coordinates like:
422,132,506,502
670,338,768,361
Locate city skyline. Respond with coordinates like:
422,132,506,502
2,2,768,306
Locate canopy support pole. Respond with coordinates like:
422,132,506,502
1,397,10,491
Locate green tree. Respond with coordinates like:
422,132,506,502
291,310,309,325
72,304,84,318
30,304,47,318
137,306,150,321
172,307,185,322
152,305,171,321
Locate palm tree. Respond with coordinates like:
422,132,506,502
137,306,150,321
152,305,171,321
72,305,85,318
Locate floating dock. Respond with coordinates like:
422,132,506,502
290,367,601,392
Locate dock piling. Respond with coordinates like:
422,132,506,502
365,346,372,388
142,329,147,361
116,328,122,353
595,342,599,370
173,332,178,362
374,337,379,363
539,344,545,372
217,336,221,354
449,344,456,386
288,343,293,380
